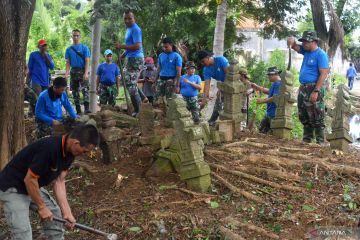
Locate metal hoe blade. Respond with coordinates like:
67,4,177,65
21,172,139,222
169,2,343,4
53,216,118,240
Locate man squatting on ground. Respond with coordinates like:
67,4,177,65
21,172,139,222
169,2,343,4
35,77,77,139
115,10,144,117
179,61,202,124
96,49,121,107
251,67,282,134
65,29,91,115
0,125,100,240
198,51,230,126
288,31,329,144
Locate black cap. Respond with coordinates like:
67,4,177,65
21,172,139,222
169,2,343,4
298,31,319,42
197,50,213,61
267,66,282,75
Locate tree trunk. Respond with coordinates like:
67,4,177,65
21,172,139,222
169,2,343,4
0,0,35,170
205,0,228,120
324,0,345,59
213,0,227,56
90,17,101,113
310,0,328,51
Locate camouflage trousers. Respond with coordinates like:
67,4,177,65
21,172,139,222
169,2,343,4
70,68,89,106
154,78,176,103
183,96,200,123
31,84,48,96
124,57,143,113
24,85,37,115
99,84,117,106
36,117,76,139
298,83,326,143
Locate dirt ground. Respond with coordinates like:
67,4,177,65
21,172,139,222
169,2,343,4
1,123,360,240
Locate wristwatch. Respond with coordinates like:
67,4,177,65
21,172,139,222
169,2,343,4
313,88,320,93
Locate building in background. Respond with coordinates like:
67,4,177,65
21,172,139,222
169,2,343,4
233,18,349,76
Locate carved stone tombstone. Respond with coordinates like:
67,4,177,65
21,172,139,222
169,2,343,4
217,59,248,138
270,70,296,139
327,85,353,152
152,95,211,192
99,110,125,163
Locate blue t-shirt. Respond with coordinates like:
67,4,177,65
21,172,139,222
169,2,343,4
35,90,77,126
28,51,55,87
299,46,329,84
124,23,144,58
266,80,281,118
346,67,357,78
96,62,120,86
65,43,91,68
203,56,230,82
180,74,202,97
158,52,182,77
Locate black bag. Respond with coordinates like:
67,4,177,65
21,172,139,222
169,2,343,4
70,45,85,63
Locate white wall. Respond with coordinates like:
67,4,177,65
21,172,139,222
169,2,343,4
235,29,350,76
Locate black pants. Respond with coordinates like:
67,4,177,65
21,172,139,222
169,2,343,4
259,116,272,134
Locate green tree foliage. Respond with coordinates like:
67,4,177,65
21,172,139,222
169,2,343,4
27,0,91,70
97,0,242,62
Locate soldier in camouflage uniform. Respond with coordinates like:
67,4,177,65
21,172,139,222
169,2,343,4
180,61,202,123
65,29,91,114
115,11,144,117
138,57,156,104
154,37,183,104
96,49,120,107
24,84,38,116
288,31,329,144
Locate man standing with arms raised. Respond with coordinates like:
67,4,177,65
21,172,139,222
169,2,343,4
115,10,144,117
288,31,329,144
65,29,91,115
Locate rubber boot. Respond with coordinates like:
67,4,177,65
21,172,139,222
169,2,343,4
314,127,325,144
84,102,91,114
208,109,219,127
75,105,82,115
130,95,141,117
303,127,314,143
192,110,200,124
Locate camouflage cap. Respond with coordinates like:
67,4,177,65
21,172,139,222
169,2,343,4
298,31,319,42
185,61,196,69
267,66,282,75
239,67,249,78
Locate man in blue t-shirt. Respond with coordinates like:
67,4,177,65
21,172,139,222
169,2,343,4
35,77,77,139
96,49,120,107
154,37,183,103
288,30,329,144
180,61,202,123
251,67,282,134
346,63,357,90
27,39,55,95
65,29,91,115
198,50,230,126
115,10,144,117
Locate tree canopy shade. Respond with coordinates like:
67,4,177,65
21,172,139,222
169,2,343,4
0,0,36,169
